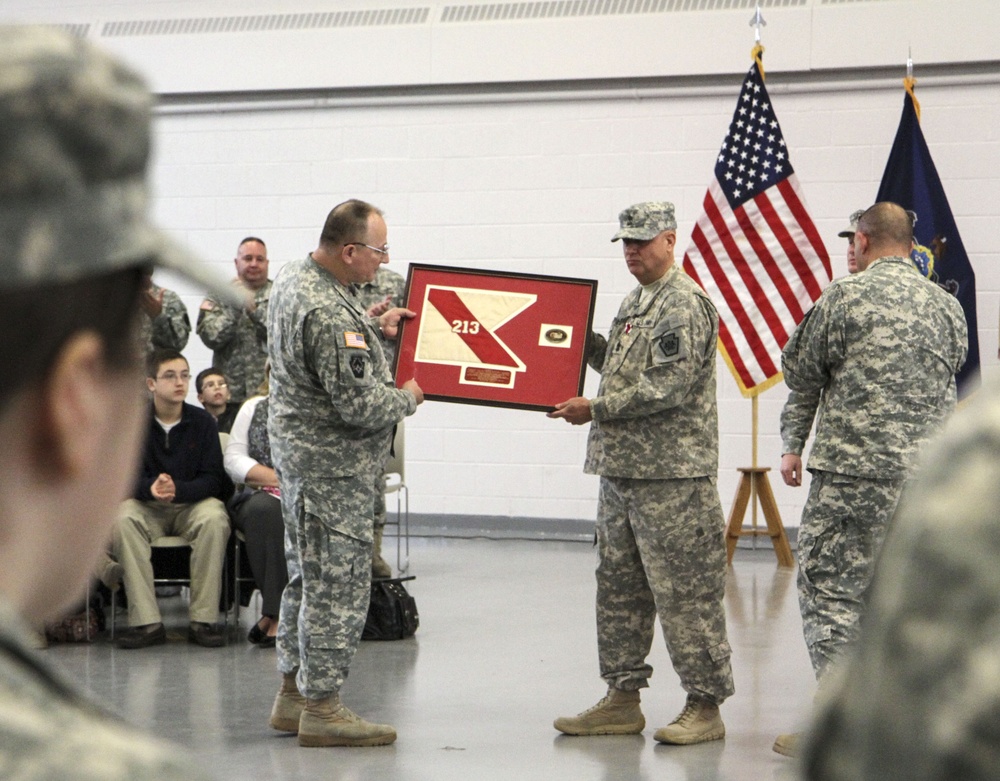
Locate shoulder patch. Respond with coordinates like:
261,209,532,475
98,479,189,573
659,331,680,359
344,331,367,349
199,299,215,311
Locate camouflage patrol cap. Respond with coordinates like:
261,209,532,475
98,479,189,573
837,209,865,238
0,26,235,301
611,202,677,242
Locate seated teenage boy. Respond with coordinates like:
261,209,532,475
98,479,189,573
113,348,234,649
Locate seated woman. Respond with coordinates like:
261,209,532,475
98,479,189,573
223,378,287,647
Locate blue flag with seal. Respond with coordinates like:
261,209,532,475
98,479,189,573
876,81,980,397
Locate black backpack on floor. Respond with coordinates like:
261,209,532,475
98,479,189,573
362,576,419,641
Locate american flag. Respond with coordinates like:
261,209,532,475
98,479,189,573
682,61,831,397
344,331,367,349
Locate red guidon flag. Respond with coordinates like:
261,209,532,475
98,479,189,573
682,55,831,397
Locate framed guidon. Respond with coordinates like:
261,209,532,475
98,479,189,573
393,264,598,411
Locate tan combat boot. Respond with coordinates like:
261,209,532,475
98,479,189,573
653,694,725,745
298,695,397,747
553,688,645,735
269,672,306,733
772,732,801,757
372,524,392,579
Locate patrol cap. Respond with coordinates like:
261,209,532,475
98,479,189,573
0,26,237,302
837,209,865,239
611,202,677,242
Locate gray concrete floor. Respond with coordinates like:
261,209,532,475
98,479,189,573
45,537,814,781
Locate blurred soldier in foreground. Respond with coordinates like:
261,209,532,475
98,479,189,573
774,202,967,757
549,201,734,746
0,25,232,779
802,380,1000,780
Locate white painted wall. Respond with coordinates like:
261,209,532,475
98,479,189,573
148,79,1000,528
3,0,997,529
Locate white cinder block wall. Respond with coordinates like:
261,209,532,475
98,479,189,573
6,0,998,533
150,81,1000,530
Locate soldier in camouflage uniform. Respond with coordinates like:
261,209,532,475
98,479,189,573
356,265,407,578
0,26,233,779
549,202,734,746
138,272,190,354
197,236,271,404
266,199,423,747
801,380,1000,781
779,209,862,490
774,202,967,758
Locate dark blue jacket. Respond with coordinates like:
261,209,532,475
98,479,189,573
134,402,234,504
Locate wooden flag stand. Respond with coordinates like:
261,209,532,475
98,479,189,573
724,396,794,567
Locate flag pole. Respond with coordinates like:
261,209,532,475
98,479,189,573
721,5,795,567
749,6,765,544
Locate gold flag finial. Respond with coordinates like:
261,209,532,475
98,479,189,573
904,50,921,121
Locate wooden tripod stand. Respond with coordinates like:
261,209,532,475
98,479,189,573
724,396,794,567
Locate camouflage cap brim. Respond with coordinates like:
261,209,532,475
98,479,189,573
0,25,240,305
611,201,677,242
1,178,242,305
611,226,666,242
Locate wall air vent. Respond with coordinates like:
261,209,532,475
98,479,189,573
101,8,431,38
439,0,805,23
54,23,91,38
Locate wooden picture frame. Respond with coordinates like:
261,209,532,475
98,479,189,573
393,264,598,412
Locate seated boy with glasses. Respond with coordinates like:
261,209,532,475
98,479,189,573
112,349,234,649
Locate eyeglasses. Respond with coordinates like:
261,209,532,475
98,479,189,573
202,380,227,390
157,371,190,383
346,242,390,255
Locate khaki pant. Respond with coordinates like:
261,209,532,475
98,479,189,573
113,498,231,626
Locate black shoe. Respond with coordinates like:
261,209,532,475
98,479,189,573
247,622,266,645
188,622,226,648
248,624,276,648
116,622,166,650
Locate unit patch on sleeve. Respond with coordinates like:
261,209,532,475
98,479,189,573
651,317,686,365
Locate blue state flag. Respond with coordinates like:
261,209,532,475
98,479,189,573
876,87,980,397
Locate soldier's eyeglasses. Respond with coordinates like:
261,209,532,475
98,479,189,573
346,242,389,255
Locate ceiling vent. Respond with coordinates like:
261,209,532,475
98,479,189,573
439,0,805,23
101,8,431,38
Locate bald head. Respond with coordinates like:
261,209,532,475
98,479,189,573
853,202,914,271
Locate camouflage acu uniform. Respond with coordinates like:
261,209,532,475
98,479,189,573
801,381,1000,781
355,266,407,530
586,263,733,703
0,603,211,780
197,279,271,403
781,255,967,679
138,282,190,353
267,256,416,699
